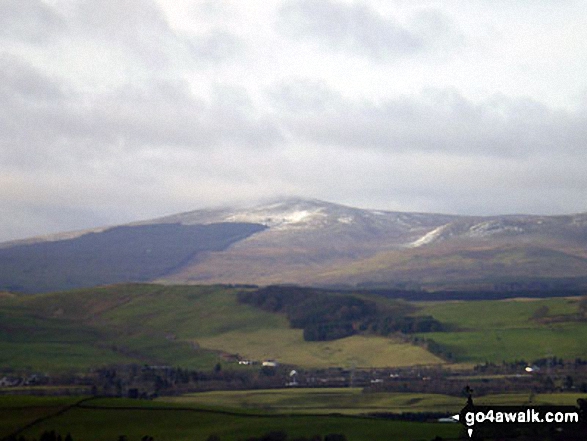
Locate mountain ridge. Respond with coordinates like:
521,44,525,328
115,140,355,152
2,198,587,293
4,197,587,247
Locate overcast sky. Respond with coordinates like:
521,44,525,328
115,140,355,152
1,0,587,241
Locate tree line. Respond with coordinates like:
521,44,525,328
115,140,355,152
238,286,444,341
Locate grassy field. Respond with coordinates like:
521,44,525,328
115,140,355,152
3,392,584,441
0,284,445,372
1,284,586,372
158,388,587,415
0,395,83,438
413,297,587,363
197,331,442,368
160,388,465,415
415,298,581,329
0,396,463,441
0,284,262,371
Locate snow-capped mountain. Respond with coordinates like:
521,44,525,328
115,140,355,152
151,197,455,233
2,198,587,293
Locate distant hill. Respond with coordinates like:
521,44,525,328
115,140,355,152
2,198,587,293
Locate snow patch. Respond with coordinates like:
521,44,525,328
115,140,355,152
224,208,327,230
408,225,448,247
466,220,524,238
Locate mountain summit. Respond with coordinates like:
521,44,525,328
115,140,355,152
2,198,587,293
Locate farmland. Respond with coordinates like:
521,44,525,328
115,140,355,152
1,285,587,441
0,395,463,441
0,284,442,372
415,297,587,362
2,392,587,441
159,388,587,415
1,284,586,373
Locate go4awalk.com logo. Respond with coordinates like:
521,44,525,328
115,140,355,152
451,387,587,439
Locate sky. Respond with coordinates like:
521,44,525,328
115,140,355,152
1,0,587,241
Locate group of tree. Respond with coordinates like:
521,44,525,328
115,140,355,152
238,286,444,342
92,362,295,397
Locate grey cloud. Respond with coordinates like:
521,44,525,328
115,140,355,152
2,49,583,174
0,0,64,44
2,0,586,243
279,0,424,59
195,0,232,17
270,81,587,158
67,1,245,70
0,54,72,168
0,54,65,102
73,0,172,39
268,79,342,113
409,8,465,53
189,30,245,63
69,0,185,68
84,82,282,149
0,55,282,172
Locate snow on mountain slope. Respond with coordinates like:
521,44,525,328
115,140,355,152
408,224,449,248
220,200,330,230
155,198,458,240
0,198,454,249
3,198,587,291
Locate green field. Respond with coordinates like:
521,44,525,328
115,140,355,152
0,396,463,441
414,297,587,363
0,284,443,372
1,284,586,372
0,395,83,438
0,285,235,371
2,392,585,441
158,388,586,415
197,331,441,368
160,388,465,415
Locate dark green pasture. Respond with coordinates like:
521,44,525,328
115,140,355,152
0,396,462,441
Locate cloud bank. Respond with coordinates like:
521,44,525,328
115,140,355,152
1,0,586,241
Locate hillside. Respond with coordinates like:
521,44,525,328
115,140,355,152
0,223,265,293
0,284,442,372
2,198,587,292
155,199,587,290
1,283,586,373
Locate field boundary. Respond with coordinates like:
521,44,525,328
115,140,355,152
1,397,95,441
